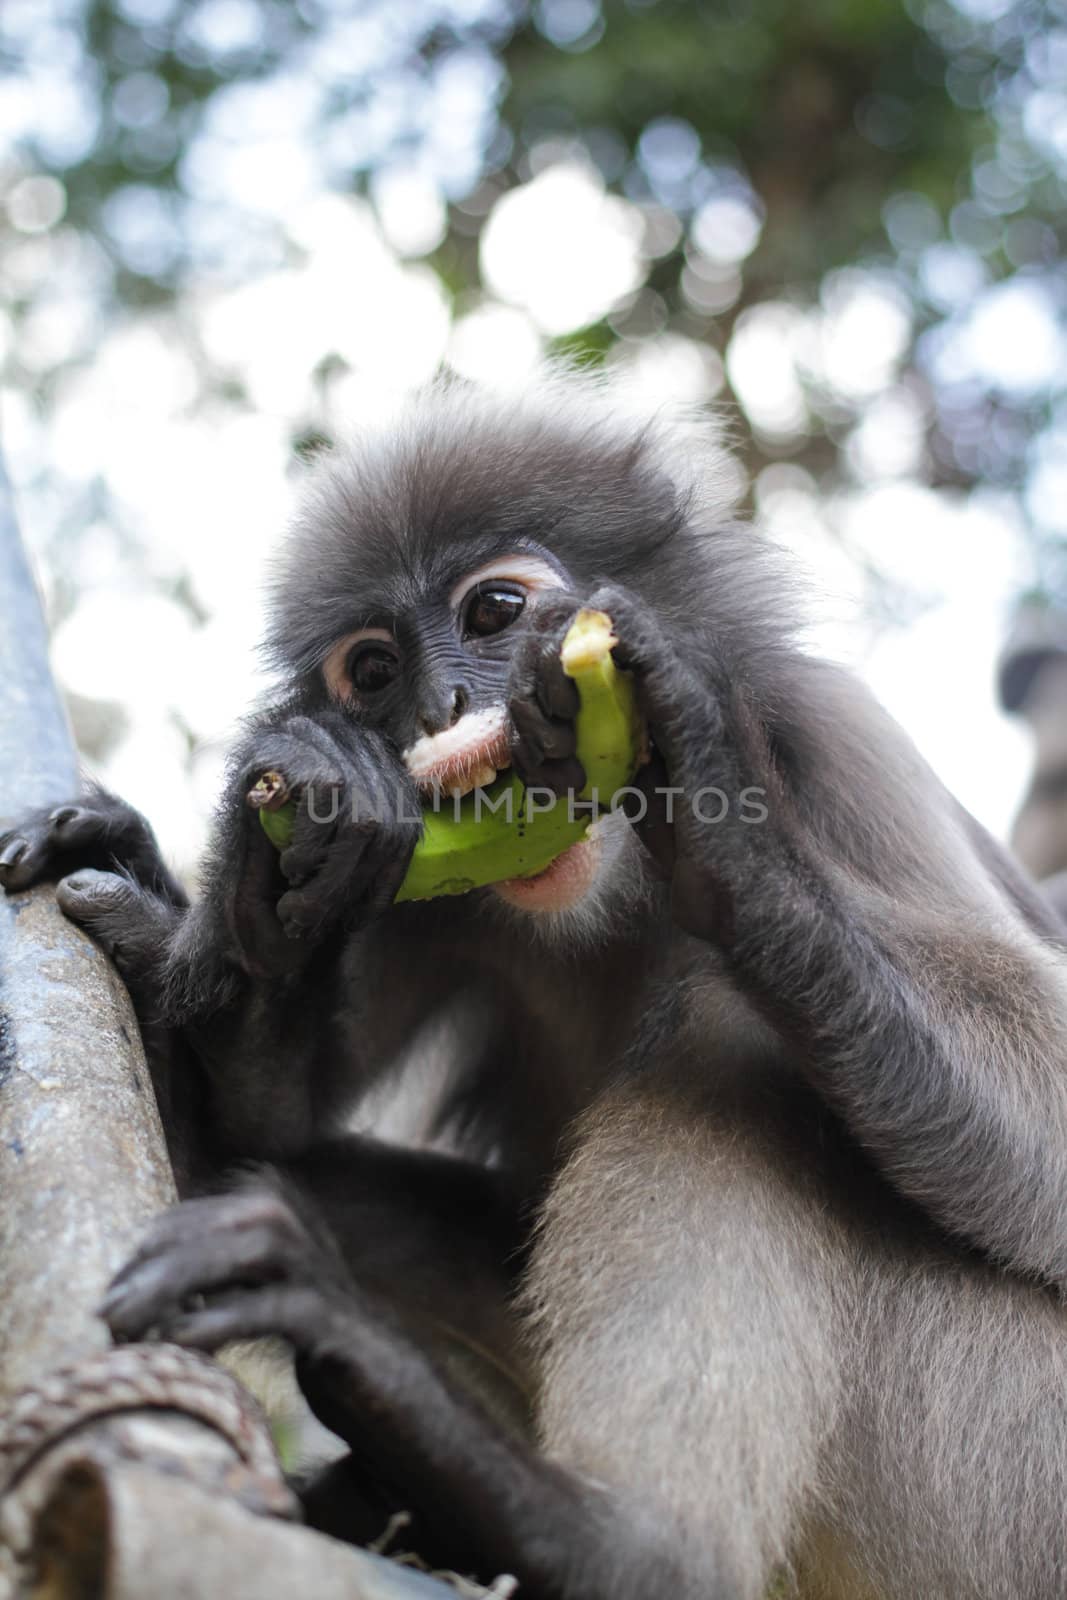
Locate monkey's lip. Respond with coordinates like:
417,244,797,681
403,708,512,800
490,836,599,913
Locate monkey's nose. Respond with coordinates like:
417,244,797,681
419,686,469,738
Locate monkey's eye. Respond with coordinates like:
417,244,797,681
347,641,400,694
463,583,526,640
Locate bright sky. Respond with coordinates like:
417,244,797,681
2,133,1045,871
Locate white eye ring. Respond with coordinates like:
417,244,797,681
323,626,395,703
322,555,566,702
449,554,566,616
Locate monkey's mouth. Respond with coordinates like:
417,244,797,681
402,707,512,800
490,836,600,913
402,704,602,912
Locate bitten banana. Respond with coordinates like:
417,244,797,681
249,608,643,903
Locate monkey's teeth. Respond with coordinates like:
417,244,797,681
446,763,499,801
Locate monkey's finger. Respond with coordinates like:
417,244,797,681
277,758,398,882
525,628,581,723
585,583,661,676
623,753,676,879
278,815,417,936
277,877,350,940
147,1285,331,1355
278,792,347,887
629,654,731,793
512,596,582,724
276,828,379,938
57,870,176,992
228,821,314,977
510,697,578,767
358,826,420,919
536,645,580,723
0,829,49,891
0,801,114,891
110,1190,305,1282
101,1222,303,1342
518,757,587,801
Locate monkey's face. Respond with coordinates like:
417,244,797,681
314,545,618,915
268,384,693,923
320,550,562,782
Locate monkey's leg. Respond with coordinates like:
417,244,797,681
521,1071,850,1600
796,1226,1067,1600
102,1073,847,1600
267,1140,537,1559
265,1137,533,1407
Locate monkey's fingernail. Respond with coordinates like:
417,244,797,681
0,839,27,869
49,806,79,828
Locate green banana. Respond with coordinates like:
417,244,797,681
249,608,642,903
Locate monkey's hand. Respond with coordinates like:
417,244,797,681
101,1184,414,1454
509,584,787,943
0,789,187,906
0,791,189,1012
506,590,593,799
225,709,420,974
102,1185,352,1350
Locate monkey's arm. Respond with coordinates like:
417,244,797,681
101,1179,700,1597
279,1135,531,1399
0,710,435,1164
0,792,372,1164
670,655,1067,1286
101,1054,853,1600
516,586,1067,1290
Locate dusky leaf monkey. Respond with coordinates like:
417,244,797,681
5,371,1067,1598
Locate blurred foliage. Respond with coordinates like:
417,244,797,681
2,0,1067,587
501,0,1066,511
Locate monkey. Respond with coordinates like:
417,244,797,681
6,369,1067,1598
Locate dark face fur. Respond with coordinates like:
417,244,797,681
316,547,569,777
